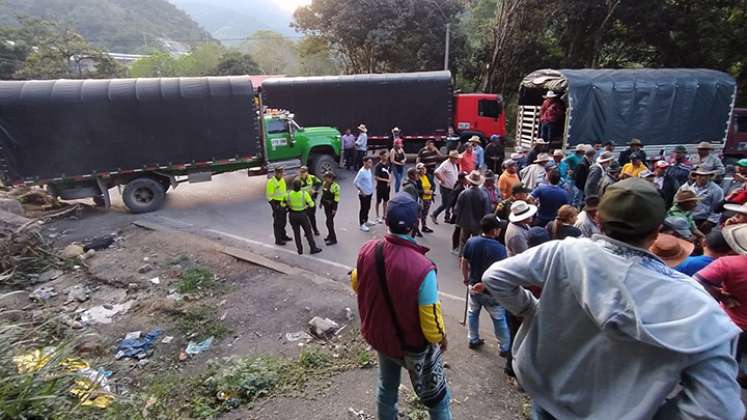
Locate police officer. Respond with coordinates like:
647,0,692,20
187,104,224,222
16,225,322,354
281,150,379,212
321,171,341,245
287,179,322,255
297,166,322,236
266,166,291,245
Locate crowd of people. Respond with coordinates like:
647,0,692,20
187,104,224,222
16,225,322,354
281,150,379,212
269,121,747,418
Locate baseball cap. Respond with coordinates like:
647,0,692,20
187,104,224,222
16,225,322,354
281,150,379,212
386,193,419,234
663,216,694,241
480,214,502,233
598,178,666,236
511,182,531,195
655,160,670,169
737,158,747,168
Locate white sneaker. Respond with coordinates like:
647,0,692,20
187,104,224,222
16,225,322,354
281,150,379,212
366,221,377,226
376,217,383,224
360,224,371,232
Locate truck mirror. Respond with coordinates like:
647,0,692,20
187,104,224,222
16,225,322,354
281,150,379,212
288,122,296,145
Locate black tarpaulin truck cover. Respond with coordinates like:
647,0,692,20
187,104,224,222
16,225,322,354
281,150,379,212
0,76,259,184
520,68,736,147
261,71,453,138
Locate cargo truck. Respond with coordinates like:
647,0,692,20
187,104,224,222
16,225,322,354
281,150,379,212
261,70,506,152
0,76,341,213
516,68,737,157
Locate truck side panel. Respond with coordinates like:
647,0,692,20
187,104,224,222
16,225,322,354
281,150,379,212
261,71,453,142
0,76,261,185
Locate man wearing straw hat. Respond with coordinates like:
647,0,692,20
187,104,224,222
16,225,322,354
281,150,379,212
691,141,725,177
618,138,647,166
520,152,550,191
539,90,564,143
504,200,538,257
354,124,368,170
584,151,614,199
678,165,724,234
526,138,548,167
483,178,744,419
454,170,491,254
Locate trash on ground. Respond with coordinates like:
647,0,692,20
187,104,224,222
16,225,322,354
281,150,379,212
138,263,153,274
185,336,214,356
345,307,355,321
308,316,339,338
66,284,89,302
38,269,63,283
83,234,115,251
62,244,85,258
115,328,162,359
161,336,174,344
71,367,114,408
124,331,141,340
285,331,312,342
148,276,160,285
29,286,57,302
81,301,134,324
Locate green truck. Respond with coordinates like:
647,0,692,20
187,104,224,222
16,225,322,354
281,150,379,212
0,76,341,213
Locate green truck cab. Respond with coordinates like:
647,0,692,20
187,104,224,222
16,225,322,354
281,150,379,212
261,111,341,177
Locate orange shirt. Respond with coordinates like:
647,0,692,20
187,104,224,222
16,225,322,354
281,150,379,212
499,172,520,199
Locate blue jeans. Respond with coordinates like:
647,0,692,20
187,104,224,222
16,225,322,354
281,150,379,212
377,352,452,420
532,401,556,420
467,292,511,353
393,165,404,193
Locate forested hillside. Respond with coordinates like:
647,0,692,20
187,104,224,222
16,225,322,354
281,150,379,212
0,0,213,53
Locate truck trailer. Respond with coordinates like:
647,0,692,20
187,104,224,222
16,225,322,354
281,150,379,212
261,71,506,152
0,76,341,213
516,68,737,157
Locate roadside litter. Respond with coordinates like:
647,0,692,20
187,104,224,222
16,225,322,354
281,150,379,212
80,301,134,324
285,331,312,342
185,336,213,356
29,286,57,302
308,316,339,338
149,276,160,285
83,234,115,251
115,328,162,359
65,284,89,302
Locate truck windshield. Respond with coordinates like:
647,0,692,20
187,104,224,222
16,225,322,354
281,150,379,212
267,119,289,134
479,99,502,118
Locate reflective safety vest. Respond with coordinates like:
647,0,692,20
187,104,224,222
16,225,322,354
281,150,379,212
322,182,341,204
298,175,321,197
266,177,287,202
286,190,314,212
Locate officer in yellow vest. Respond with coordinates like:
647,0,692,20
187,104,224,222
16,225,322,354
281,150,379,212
266,166,292,245
297,166,323,236
287,178,322,255
321,171,341,245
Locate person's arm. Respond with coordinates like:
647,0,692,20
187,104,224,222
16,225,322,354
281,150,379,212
333,183,341,203
707,186,724,225
418,270,447,349
304,192,315,208
460,258,470,286
654,340,744,420
482,241,561,316
353,171,364,194
265,180,274,202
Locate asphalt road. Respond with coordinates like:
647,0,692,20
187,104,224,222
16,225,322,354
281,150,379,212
101,167,472,319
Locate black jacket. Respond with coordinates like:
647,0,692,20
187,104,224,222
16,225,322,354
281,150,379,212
618,148,647,166
454,186,491,230
574,157,592,192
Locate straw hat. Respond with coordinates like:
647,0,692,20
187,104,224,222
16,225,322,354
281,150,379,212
553,149,564,158
509,200,538,223
723,224,747,256
628,138,643,146
358,124,368,132
467,170,483,185
674,189,700,204
691,165,716,176
696,141,714,150
468,136,481,144
724,202,747,215
597,151,614,163
543,90,558,98
534,153,551,163
575,144,587,152
533,138,548,145
448,150,460,159
649,233,694,267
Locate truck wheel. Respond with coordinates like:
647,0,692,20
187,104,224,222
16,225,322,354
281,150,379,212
309,154,337,176
122,177,165,214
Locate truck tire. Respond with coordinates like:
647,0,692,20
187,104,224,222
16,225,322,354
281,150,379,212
122,177,166,214
309,154,337,176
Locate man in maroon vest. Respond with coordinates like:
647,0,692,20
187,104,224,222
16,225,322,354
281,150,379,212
352,192,452,419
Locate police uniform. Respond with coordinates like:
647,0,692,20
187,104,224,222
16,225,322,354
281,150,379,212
266,175,290,244
298,174,322,235
321,181,341,244
287,189,321,254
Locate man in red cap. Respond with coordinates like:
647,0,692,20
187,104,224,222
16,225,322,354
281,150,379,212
652,160,678,208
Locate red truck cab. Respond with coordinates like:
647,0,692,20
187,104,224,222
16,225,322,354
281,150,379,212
453,93,507,140
725,107,747,162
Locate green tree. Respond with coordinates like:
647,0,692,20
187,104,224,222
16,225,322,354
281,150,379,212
296,36,340,76
213,51,261,75
129,52,180,77
241,30,298,75
176,43,227,76
293,0,464,74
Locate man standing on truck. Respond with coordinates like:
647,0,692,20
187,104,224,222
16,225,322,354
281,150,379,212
618,138,647,166
287,179,322,255
355,124,368,170
539,91,564,143
355,157,376,232
298,166,322,236
266,167,292,246
342,129,356,171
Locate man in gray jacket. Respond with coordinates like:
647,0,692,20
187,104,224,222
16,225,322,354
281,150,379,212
483,178,744,419
584,151,614,198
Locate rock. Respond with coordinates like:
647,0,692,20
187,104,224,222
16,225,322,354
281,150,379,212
178,351,188,362
0,290,30,311
138,264,153,274
65,285,89,303
60,315,83,329
75,333,106,355
38,269,63,283
308,316,340,338
0,198,24,216
29,286,57,302
61,244,85,259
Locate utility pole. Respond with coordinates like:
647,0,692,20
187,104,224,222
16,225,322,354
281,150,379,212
444,23,450,70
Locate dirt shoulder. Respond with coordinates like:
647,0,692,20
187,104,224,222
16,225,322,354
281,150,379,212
1,208,527,419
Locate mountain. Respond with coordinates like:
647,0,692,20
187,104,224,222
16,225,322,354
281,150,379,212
0,0,213,53
168,0,298,45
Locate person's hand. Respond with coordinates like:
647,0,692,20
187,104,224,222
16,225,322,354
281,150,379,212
463,278,469,286
439,336,448,352
471,282,486,294
734,173,747,183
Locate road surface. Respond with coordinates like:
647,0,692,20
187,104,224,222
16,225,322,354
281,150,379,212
95,168,475,321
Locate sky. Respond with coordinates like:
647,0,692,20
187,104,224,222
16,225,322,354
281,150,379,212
271,0,312,12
